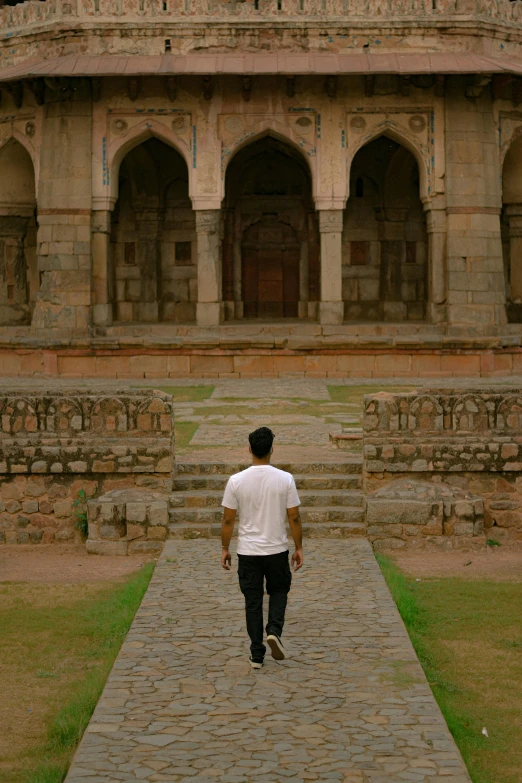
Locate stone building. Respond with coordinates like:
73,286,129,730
2,0,522,378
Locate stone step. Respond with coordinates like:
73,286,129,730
167,521,366,540
172,473,362,491
175,460,362,477
168,506,365,526
169,489,364,509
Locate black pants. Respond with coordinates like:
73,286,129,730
237,550,292,661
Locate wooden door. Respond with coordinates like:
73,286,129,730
242,219,299,319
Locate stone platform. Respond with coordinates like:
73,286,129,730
65,540,471,783
2,323,522,379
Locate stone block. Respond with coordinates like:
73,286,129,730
99,523,125,540
126,523,146,541
22,500,39,514
366,499,432,526
147,525,167,541
55,529,75,542
126,502,147,523
54,499,73,518
128,540,163,555
86,540,128,556
148,502,169,526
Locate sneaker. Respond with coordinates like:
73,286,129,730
267,634,285,661
249,657,263,669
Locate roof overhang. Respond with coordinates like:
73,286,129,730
1,51,522,82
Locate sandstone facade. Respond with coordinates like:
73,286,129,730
0,2,522,375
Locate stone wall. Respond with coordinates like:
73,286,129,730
0,389,174,544
363,388,522,548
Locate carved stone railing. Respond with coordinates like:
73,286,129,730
2,0,522,31
363,388,522,549
0,388,174,547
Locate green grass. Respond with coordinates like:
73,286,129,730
377,555,522,783
0,565,154,783
175,421,199,449
154,385,214,402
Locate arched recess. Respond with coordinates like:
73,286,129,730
110,137,196,323
343,135,428,322
222,135,318,320
0,138,38,325
108,121,192,207
501,135,522,322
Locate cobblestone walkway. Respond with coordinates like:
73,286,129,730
66,540,471,783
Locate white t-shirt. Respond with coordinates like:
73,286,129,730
222,465,301,556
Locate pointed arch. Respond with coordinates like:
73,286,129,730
223,125,316,199
347,124,430,204
0,129,38,184
108,119,193,205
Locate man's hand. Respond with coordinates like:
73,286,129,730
221,547,232,570
291,547,303,571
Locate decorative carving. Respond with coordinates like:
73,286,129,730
325,75,337,99
24,121,35,138
451,395,489,432
225,115,244,135
497,396,522,430
242,76,252,102
1,398,38,434
408,395,444,431
203,75,213,101
166,75,177,102
350,116,366,133
46,397,83,434
127,77,140,102
91,397,128,433
112,118,128,134
409,114,426,133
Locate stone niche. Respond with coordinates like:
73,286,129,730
363,388,522,549
0,389,174,547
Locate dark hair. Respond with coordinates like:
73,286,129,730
249,426,274,458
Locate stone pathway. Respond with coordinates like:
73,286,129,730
65,540,471,783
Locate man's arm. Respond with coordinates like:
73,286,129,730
221,506,237,569
287,506,303,571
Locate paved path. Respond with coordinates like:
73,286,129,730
66,541,471,783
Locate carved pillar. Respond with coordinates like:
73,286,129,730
135,208,164,323
506,205,522,303
426,205,447,324
298,239,309,319
222,209,234,321
195,209,222,327
318,209,344,325
0,215,30,325
91,210,113,326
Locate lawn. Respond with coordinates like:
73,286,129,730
155,385,215,402
0,565,154,783
378,555,522,783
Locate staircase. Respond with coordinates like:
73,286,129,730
168,459,365,539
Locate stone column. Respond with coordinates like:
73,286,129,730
298,240,309,319
135,208,164,323
444,77,507,330
506,205,522,303
425,204,447,324
318,210,344,325
32,98,92,331
91,210,113,326
195,209,222,327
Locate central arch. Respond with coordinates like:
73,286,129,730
222,136,318,320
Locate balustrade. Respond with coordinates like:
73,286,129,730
2,0,522,30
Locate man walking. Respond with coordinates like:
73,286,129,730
221,426,303,669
